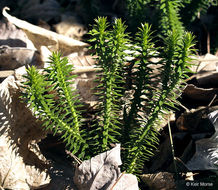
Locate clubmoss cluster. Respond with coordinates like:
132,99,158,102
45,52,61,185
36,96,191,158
21,16,195,174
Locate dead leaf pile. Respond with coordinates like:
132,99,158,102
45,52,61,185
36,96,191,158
0,4,218,190
0,7,98,104
0,19,37,72
142,53,218,189
2,7,88,55
0,6,139,190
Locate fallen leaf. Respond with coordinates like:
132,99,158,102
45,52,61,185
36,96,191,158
176,106,216,134
73,144,139,190
0,45,36,70
0,19,35,49
196,71,218,87
0,76,50,189
192,54,218,87
186,110,218,171
0,19,44,70
183,84,218,102
190,53,218,73
2,7,89,55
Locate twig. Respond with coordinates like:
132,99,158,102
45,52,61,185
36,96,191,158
65,150,82,165
167,117,178,178
208,94,217,107
184,75,196,82
110,171,126,190
174,157,189,170
169,98,190,112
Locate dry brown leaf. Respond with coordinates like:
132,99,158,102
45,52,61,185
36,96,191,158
0,70,14,78
0,76,50,189
2,7,89,55
0,45,36,70
0,19,35,49
196,71,218,87
189,54,218,87
183,84,218,102
67,54,99,74
0,20,44,71
73,144,139,190
190,54,218,73
176,106,218,133
186,110,218,171
197,54,218,72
